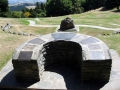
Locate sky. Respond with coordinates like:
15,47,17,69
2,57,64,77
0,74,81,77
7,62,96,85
8,0,46,5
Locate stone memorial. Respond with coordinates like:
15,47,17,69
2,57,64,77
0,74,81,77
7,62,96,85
0,32,110,90
1,19,120,90
58,17,78,32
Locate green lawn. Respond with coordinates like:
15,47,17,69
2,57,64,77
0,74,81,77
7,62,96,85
35,9,120,28
79,27,120,54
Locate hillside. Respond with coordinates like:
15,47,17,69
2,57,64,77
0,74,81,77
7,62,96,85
8,0,46,5
9,3,35,11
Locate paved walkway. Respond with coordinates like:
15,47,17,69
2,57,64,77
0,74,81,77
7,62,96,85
28,20,120,31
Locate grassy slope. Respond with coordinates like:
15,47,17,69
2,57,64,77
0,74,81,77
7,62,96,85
36,9,120,28
80,27,120,54
0,8,120,70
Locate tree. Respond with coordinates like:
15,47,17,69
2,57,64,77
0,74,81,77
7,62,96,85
29,10,37,18
35,2,41,10
46,0,73,16
71,0,83,13
105,0,119,9
0,0,9,17
116,0,120,9
12,11,22,18
41,3,46,12
23,12,31,18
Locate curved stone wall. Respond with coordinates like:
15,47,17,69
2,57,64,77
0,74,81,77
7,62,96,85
12,32,111,82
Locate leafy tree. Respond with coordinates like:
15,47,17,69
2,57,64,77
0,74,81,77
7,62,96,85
41,3,46,12
104,0,119,9
36,12,46,17
29,10,37,18
22,8,29,13
82,0,105,11
35,2,41,10
46,0,73,16
116,0,120,9
0,0,9,17
71,0,82,13
11,11,22,18
23,12,31,18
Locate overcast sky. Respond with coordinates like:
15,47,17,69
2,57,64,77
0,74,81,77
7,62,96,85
8,0,46,5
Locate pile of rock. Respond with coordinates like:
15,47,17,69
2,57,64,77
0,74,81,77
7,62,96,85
1,23,36,36
1,23,12,33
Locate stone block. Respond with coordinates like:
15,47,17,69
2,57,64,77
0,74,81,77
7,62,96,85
81,60,112,82
28,38,45,45
80,37,100,44
12,60,40,81
51,32,76,40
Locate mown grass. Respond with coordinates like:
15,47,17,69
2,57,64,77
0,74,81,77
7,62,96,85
79,27,114,36
19,18,30,25
98,35,120,54
37,9,120,28
79,27,120,55
10,25,56,35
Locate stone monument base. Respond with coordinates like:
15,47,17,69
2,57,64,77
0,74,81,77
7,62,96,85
57,25,79,32
0,60,107,90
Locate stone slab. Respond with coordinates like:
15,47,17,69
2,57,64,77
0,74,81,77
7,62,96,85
22,44,37,51
28,38,45,45
39,34,54,42
89,51,105,60
51,33,76,40
18,51,33,61
87,44,102,50
80,37,100,44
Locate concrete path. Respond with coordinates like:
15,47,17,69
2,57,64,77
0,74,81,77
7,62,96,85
27,20,36,26
28,20,120,31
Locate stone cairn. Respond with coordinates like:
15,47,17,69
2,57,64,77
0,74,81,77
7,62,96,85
1,23,12,33
1,23,36,36
58,17,77,32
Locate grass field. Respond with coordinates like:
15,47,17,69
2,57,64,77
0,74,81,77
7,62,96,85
0,8,120,70
34,8,120,28
80,27,120,54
